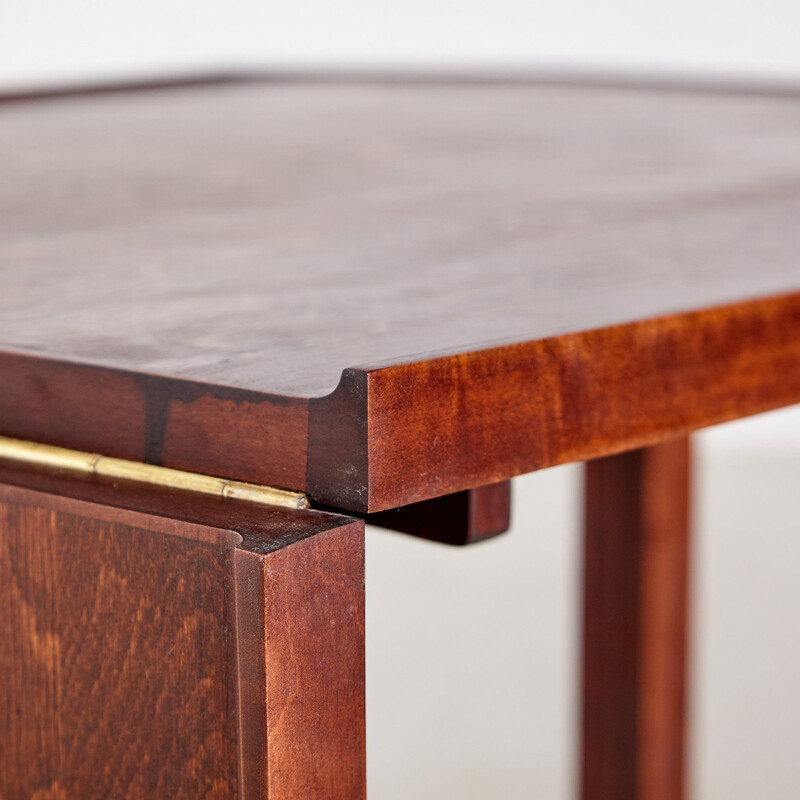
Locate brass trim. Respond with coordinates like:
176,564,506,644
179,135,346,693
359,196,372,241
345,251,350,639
0,436,309,510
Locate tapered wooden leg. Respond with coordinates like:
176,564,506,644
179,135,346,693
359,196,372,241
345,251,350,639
581,437,690,800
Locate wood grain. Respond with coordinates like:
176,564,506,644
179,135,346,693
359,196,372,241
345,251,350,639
2,78,800,512
0,487,240,799
343,291,800,509
4,78,800,399
0,351,310,490
0,474,365,799
581,437,690,800
259,530,365,798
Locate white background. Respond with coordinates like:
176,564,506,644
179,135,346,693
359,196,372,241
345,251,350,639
3,0,800,89
3,4,800,797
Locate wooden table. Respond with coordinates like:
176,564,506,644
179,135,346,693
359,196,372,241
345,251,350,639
2,75,800,799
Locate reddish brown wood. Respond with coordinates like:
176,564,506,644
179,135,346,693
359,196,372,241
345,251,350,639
581,437,690,800
0,352,310,490
259,532,365,797
3,290,800,515
0,475,365,800
335,292,800,510
3,79,800,513
365,481,511,545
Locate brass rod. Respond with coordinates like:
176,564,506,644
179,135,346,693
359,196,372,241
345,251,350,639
0,436,309,510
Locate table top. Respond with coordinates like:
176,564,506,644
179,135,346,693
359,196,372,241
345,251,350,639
3,76,800,512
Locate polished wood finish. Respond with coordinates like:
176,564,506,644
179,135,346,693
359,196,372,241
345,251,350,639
348,292,800,510
0,475,365,800
2,75,799,797
582,437,690,800
3,79,800,511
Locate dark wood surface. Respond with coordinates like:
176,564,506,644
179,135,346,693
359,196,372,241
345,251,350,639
0,471,365,799
366,481,511,545
3,78,800,511
582,437,690,800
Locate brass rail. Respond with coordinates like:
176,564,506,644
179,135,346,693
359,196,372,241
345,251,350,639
0,436,309,510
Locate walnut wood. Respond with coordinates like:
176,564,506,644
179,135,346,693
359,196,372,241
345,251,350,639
2,79,800,512
0,475,365,800
365,481,511,545
582,437,690,800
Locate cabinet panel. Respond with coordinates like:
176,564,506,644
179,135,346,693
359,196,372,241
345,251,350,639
0,481,365,800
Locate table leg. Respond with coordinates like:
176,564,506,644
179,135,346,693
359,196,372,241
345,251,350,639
581,437,690,800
